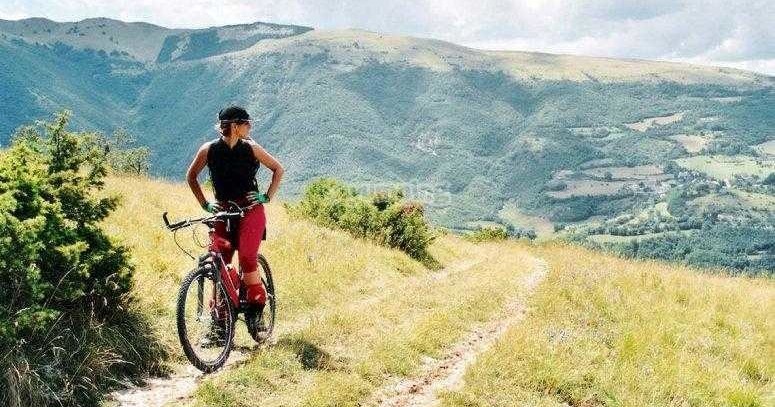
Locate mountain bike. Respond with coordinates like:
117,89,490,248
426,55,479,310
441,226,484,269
162,201,276,373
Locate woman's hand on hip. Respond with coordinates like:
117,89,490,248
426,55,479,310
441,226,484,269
247,191,270,204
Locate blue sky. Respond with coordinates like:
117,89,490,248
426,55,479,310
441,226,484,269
1,0,773,75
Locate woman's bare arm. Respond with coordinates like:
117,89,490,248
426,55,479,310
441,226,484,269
248,141,284,200
186,143,210,207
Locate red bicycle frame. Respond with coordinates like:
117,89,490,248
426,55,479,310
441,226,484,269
205,221,242,307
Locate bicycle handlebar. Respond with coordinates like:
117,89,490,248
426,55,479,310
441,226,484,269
162,200,260,231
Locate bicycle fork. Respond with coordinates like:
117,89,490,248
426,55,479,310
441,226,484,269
196,252,240,316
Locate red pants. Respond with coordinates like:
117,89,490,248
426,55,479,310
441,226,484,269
212,200,267,305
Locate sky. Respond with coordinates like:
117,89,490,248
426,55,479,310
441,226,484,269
1,0,773,75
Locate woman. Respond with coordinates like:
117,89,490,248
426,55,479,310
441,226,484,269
186,105,284,333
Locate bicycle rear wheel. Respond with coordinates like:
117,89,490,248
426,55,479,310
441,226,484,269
177,267,235,373
246,254,276,343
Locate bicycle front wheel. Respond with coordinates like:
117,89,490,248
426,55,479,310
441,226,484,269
176,267,235,373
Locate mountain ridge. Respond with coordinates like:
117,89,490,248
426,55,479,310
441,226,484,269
2,17,772,84
0,17,312,63
1,17,773,272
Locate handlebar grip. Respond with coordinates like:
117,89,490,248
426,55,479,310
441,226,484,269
163,212,187,229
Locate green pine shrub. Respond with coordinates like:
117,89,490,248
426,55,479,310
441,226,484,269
287,178,437,266
0,111,165,407
465,226,509,242
466,224,537,242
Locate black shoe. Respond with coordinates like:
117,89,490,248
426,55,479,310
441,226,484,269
245,303,268,341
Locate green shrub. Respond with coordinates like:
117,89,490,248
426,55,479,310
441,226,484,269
763,172,775,186
287,178,436,265
104,128,151,175
466,224,537,242
0,111,165,407
465,226,509,242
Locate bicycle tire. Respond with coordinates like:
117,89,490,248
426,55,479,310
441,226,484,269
177,267,235,373
247,254,276,343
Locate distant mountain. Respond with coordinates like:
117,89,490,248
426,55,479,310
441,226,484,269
0,17,311,137
1,18,773,271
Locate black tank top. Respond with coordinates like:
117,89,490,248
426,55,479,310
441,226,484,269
206,137,259,202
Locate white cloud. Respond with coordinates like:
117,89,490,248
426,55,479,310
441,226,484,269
1,0,772,75
674,57,775,76
0,7,29,20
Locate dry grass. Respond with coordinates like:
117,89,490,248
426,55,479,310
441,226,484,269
675,155,775,179
101,176,540,406
498,202,555,239
441,242,775,407
103,176,774,407
545,179,630,199
188,239,538,407
625,112,685,132
101,175,205,357
670,134,711,153
582,165,664,180
755,140,775,156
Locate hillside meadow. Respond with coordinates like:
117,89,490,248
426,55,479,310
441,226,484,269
100,175,774,407
442,243,774,407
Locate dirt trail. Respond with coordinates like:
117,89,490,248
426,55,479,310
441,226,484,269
107,255,487,407
107,348,251,407
371,256,548,407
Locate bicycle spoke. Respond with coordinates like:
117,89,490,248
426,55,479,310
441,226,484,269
177,270,234,372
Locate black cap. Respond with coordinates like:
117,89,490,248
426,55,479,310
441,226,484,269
218,105,250,122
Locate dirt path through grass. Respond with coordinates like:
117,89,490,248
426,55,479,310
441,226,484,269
108,347,251,407
371,257,548,407
107,253,488,407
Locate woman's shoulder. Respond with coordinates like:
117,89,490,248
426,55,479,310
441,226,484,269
203,137,224,149
242,137,268,150
241,137,265,152
196,138,221,158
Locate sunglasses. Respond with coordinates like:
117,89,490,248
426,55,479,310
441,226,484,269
221,119,252,126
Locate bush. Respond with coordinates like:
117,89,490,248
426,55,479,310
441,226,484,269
466,224,537,242
287,178,437,265
0,111,165,407
465,226,509,242
105,128,151,175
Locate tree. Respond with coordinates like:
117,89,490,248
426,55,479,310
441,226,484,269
0,111,163,407
105,128,151,175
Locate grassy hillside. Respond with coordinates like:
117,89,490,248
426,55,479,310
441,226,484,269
100,176,774,407
442,243,774,406
101,176,542,404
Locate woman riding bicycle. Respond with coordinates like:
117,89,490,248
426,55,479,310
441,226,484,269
186,105,284,334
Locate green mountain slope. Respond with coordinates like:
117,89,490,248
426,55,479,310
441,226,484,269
1,18,773,271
